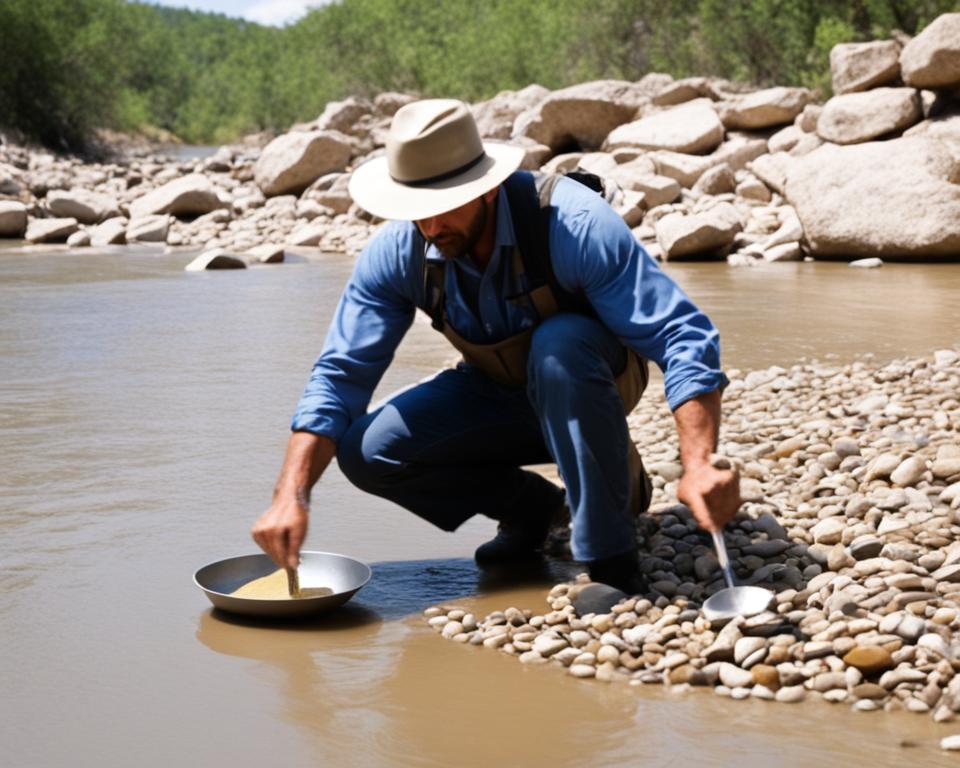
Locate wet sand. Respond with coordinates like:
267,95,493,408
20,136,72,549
2,247,960,767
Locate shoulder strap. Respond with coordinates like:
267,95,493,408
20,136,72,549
503,171,588,315
419,233,446,331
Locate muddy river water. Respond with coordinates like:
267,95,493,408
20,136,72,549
2,246,959,767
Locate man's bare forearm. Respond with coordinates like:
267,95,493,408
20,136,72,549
673,388,739,531
673,388,721,470
273,431,337,502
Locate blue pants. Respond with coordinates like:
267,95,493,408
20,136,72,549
336,313,638,561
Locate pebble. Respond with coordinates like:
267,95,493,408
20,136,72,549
775,686,806,703
941,735,960,751
718,662,754,689
569,664,596,678
842,646,893,675
890,456,928,487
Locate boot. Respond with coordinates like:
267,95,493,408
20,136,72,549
474,493,561,565
587,547,647,595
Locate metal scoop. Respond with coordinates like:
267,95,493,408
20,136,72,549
702,529,774,623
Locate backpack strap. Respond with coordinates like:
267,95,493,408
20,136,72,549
421,235,447,331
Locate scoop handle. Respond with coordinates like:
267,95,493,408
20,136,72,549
285,566,301,598
711,529,737,589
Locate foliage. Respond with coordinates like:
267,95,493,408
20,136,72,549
0,0,957,151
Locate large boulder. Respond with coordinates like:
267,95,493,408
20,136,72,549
717,87,811,130
25,217,78,243
512,80,646,151
785,136,960,258
900,13,960,89
315,97,373,136
747,152,794,196
817,87,922,144
254,130,353,197
605,168,681,207
604,99,724,155
89,217,128,247
904,114,960,149
126,214,170,243
0,200,27,237
184,248,247,271
652,77,708,107
649,151,717,188
710,134,770,172
46,189,120,224
830,40,901,94
472,84,549,139
656,202,742,259
129,173,222,220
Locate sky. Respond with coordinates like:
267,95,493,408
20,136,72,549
147,0,328,26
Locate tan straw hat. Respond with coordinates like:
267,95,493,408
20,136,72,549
348,99,525,221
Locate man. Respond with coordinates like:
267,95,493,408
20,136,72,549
252,99,740,593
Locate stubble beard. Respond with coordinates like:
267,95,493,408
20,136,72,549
428,197,487,260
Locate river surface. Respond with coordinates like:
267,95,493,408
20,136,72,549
2,246,959,767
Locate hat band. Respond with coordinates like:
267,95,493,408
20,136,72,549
394,151,487,187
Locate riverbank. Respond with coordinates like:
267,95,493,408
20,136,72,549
426,346,960,749
0,13,957,268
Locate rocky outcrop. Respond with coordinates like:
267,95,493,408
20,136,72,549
900,13,960,89
254,130,353,196
785,137,960,258
513,80,646,151
817,87,923,144
604,100,724,154
3,11,959,266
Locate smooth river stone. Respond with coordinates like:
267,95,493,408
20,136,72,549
843,646,894,675
890,456,927,487
849,537,884,561
852,683,887,700
532,635,568,658
941,735,960,751
718,662,754,689
751,664,780,690
775,685,806,703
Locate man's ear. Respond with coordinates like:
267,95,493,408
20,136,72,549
483,185,500,205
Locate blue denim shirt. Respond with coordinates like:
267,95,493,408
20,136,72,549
292,174,728,441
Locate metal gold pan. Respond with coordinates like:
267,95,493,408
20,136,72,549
194,550,371,618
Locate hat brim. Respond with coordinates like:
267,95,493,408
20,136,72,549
348,141,526,221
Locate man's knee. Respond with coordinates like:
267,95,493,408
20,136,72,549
336,414,392,493
527,313,618,390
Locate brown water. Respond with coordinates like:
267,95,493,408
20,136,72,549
2,246,959,768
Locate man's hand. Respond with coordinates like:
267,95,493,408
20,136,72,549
672,389,741,532
677,460,740,533
252,490,309,570
251,432,336,570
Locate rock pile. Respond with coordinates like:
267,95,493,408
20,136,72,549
0,13,958,266
426,347,960,724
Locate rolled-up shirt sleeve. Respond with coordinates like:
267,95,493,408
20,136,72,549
549,180,728,411
291,222,417,442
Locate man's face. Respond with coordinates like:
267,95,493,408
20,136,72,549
415,193,490,260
